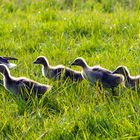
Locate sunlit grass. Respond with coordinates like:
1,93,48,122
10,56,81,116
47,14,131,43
1,0,140,139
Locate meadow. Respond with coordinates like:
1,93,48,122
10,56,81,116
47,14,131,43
1,0,140,139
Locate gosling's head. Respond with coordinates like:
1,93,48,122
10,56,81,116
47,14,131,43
112,66,129,77
0,57,16,68
0,64,9,74
0,57,8,64
70,57,87,68
33,56,49,66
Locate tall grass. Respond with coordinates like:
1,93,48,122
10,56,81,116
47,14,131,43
1,0,140,139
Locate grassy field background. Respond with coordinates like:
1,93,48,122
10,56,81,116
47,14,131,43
1,0,140,139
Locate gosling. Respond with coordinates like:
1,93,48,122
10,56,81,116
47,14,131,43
0,64,52,98
33,56,83,82
70,57,124,89
112,66,140,89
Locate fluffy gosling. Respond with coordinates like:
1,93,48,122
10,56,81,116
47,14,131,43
70,57,124,89
33,56,83,82
112,66,140,89
0,64,52,98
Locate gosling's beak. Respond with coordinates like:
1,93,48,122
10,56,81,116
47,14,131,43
69,61,76,66
33,60,38,64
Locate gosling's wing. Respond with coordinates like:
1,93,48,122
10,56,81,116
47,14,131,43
91,66,112,74
83,69,103,83
91,71,103,81
17,79,32,94
15,78,49,99
71,70,84,81
102,73,123,88
52,67,65,79
63,68,83,81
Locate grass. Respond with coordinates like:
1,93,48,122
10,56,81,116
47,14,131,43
1,0,140,139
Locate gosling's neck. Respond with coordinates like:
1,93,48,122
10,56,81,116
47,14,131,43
80,61,89,69
42,59,50,69
2,68,12,81
41,60,51,77
122,69,131,82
